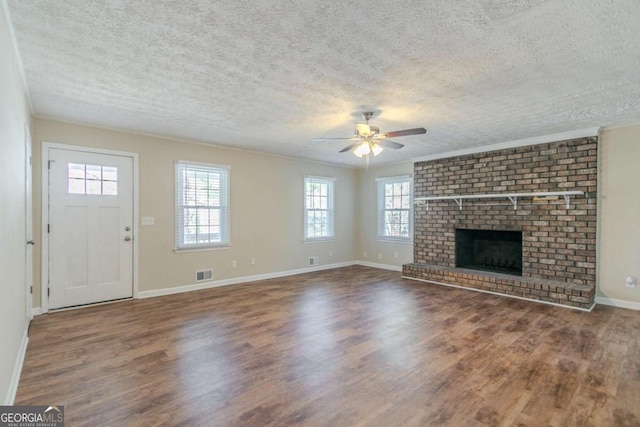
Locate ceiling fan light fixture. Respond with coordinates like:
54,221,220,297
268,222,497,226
371,143,383,156
354,141,370,157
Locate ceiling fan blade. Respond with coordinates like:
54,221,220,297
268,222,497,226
383,128,427,138
311,137,360,143
339,141,362,153
378,139,404,150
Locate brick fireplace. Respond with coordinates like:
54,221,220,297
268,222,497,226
402,137,597,309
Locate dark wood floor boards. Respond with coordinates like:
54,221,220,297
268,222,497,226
16,265,640,426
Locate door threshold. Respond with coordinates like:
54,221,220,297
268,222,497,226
49,297,133,313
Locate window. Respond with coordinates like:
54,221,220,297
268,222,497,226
175,161,230,250
377,176,412,241
304,176,335,240
68,163,118,195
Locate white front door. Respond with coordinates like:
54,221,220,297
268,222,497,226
48,148,134,309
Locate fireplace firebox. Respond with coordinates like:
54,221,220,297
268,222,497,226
455,229,522,276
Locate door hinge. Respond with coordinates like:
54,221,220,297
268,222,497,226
48,160,54,169
47,288,50,297
29,156,32,166
30,286,33,294
48,224,50,233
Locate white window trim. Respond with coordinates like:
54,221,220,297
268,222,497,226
304,175,336,242
376,175,413,242
175,160,231,252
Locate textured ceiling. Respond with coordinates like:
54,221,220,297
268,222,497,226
7,0,640,166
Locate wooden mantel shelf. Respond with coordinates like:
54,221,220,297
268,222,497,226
414,191,584,211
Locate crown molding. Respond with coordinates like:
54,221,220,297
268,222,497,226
412,127,600,163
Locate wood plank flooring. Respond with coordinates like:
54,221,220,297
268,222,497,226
16,266,640,426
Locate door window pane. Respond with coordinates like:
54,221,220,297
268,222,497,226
86,180,102,195
103,166,118,181
68,178,85,194
68,163,85,179
102,181,118,195
68,164,118,196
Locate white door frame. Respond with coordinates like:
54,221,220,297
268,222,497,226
41,142,139,313
25,124,33,321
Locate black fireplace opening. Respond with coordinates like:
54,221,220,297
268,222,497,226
455,229,523,276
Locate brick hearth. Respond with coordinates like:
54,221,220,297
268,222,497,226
403,137,597,309
402,264,594,309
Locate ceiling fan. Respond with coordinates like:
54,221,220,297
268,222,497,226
311,111,426,158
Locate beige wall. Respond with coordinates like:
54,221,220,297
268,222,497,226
0,6,31,403
357,161,414,269
598,125,640,304
32,118,357,305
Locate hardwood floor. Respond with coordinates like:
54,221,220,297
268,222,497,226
16,266,640,426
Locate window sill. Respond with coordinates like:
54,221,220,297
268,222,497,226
377,237,413,244
304,237,336,243
174,245,231,253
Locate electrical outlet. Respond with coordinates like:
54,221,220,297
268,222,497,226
626,276,637,288
250,257,256,266
394,251,399,258
378,253,382,260
232,260,237,269
329,250,333,257
363,252,367,258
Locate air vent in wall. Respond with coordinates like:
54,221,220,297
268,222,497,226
308,256,320,266
195,269,213,282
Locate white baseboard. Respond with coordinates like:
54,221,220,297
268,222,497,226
403,276,596,312
356,261,402,272
31,307,42,316
595,296,640,311
137,261,357,299
33,261,401,303
4,326,28,405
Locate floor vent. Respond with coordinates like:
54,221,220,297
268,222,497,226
195,269,213,282
308,256,320,266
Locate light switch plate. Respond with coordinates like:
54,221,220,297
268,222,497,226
141,216,155,226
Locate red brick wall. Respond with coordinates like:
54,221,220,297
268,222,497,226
412,137,597,288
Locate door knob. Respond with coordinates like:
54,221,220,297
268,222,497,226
125,226,131,231
27,240,35,245
124,236,131,242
